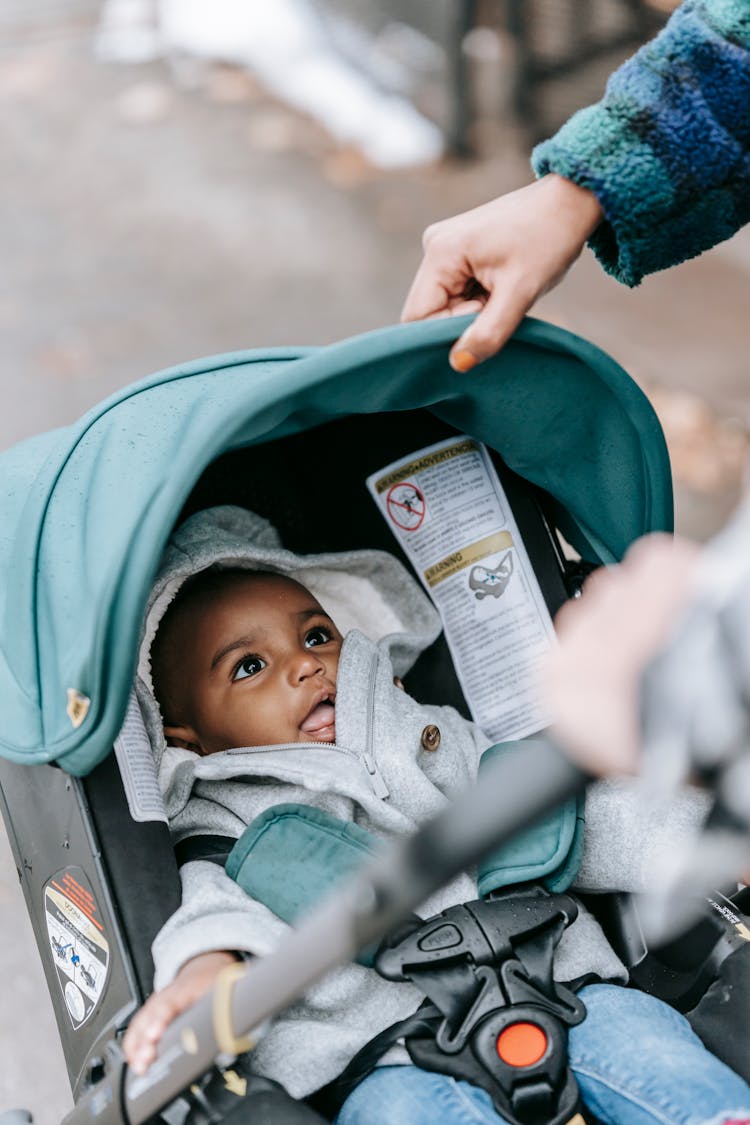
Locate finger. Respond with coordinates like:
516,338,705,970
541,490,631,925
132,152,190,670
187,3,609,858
622,532,699,571
446,297,485,317
123,993,162,1053
400,257,455,323
123,1004,161,1073
415,297,486,324
123,988,186,1073
449,277,537,373
580,563,621,598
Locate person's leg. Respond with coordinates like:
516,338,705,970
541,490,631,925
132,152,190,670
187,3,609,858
571,983,750,1125
334,1066,508,1125
336,985,750,1125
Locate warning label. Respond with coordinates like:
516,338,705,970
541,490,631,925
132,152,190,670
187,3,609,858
44,867,109,1028
368,436,556,743
386,482,426,531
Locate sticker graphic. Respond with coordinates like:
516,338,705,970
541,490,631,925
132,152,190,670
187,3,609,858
469,551,514,600
386,482,426,531
65,981,86,1023
44,867,109,1028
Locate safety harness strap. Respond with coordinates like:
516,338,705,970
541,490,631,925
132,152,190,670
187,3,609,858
308,1005,444,1119
314,887,588,1125
174,833,236,868
176,820,589,1122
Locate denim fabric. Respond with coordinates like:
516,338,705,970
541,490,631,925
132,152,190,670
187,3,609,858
335,985,750,1125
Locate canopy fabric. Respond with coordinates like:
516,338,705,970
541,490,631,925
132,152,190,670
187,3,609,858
0,316,672,775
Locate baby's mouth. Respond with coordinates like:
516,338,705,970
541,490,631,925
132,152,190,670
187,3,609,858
300,694,336,742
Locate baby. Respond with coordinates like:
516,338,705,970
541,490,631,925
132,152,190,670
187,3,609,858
124,568,344,1082
123,506,750,1125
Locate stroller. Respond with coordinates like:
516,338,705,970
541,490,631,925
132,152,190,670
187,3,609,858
0,316,745,1124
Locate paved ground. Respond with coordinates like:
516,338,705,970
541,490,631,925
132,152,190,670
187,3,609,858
2,7,750,1123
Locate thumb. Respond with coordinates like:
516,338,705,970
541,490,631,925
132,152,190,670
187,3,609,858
448,282,534,373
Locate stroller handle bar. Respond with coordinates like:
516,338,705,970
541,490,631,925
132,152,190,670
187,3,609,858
62,740,589,1125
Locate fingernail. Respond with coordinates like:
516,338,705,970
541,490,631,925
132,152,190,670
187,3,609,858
450,347,479,373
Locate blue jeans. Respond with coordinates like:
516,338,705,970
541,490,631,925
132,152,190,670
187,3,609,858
335,984,750,1125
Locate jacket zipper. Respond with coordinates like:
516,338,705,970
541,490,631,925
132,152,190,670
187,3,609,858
362,649,389,799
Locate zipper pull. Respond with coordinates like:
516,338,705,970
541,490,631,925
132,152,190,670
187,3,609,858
363,752,389,799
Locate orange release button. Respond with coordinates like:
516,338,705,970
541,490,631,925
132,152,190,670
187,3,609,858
496,1022,548,1068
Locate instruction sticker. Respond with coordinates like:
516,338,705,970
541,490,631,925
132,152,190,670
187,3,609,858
367,436,556,742
44,867,110,1028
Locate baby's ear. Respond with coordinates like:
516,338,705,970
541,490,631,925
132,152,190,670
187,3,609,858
163,723,204,755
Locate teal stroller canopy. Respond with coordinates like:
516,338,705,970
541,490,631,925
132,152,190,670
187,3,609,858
0,317,671,776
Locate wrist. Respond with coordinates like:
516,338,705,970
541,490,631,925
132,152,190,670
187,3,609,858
182,949,239,974
543,173,603,239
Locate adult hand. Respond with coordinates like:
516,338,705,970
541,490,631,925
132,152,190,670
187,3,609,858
401,175,603,372
123,949,239,1075
544,534,700,777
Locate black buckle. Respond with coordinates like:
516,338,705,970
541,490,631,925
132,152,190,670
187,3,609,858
374,888,586,1125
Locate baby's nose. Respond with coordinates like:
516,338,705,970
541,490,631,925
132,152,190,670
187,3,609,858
291,649,325,679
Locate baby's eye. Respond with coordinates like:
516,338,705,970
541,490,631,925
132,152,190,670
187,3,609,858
233,655,266,681
305,626,332,648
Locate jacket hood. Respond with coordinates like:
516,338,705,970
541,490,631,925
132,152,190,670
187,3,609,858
135,504,441,765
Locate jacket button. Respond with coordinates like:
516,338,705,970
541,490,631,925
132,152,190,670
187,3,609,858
420,724,441,752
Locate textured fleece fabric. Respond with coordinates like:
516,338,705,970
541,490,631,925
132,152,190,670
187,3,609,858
532,0,750,286
141,506,711,1100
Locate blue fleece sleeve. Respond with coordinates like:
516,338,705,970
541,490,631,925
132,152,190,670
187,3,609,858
531,1,750,285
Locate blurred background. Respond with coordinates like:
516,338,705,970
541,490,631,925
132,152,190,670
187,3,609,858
2,0,749,1118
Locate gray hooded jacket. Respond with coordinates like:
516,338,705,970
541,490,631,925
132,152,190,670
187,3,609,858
137,506,710,1099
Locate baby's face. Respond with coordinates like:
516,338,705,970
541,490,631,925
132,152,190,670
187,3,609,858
161,573,342,755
